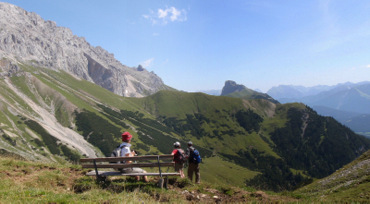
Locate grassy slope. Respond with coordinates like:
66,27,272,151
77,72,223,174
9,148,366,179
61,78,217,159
0,155,299,203
138,90,370,191
131,90,245,118
0,156,160,204
225,88,279,104
294,150,370,202
200,156,259,186
0,79,49,161
132,90,277,156
1,65,134,162
3,153,367,203
20,64,142,112
259,103,305,137
130,91,305,187
132,91,370,188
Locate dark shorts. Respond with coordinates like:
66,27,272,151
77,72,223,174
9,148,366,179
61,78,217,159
174,162,184,171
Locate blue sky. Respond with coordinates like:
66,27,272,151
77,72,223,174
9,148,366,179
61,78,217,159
3,0,370,92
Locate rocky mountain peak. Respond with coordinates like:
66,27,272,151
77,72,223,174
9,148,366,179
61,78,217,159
221,80,247,96
0,2,171,97
221,80,279,104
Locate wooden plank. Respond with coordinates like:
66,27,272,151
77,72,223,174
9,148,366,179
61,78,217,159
80,154,174,163
86,170,180,177
81,162,175,169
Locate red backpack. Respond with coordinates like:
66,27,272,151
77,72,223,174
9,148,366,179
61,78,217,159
174,149,186,163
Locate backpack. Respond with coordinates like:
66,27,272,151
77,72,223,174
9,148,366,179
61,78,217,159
190,148,202,164
174,149,186,163
110,144,126,171
111,144,125,157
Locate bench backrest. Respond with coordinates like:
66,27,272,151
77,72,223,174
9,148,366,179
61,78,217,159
80,154,174,169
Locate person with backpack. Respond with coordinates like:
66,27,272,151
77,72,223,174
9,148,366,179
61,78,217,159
116,131,148,182
186,141,201,184
171,141,186,178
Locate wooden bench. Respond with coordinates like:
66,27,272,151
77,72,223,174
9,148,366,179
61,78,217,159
80,154,180,188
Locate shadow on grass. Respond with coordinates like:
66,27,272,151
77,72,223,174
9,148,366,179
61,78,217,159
73,176,176,194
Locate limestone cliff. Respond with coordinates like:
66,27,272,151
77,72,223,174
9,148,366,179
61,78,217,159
0,2,171,97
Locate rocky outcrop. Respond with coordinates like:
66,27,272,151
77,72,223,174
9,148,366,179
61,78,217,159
221,80,279,104
0,2,170,97
221,80,247,96
0,59,21,77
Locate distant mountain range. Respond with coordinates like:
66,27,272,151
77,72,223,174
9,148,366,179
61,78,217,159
266,82,370,136
268,82,370,113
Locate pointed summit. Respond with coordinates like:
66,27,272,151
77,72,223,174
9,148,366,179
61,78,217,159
221,80,248,95
221,80,279,104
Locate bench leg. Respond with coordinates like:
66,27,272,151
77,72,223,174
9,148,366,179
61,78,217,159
158,178,164,189
158,176,169,189
164,176,168,189
96,175,106,183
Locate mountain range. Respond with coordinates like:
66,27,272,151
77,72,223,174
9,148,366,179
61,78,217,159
0,2,369,192
267,81,370,113
267,82,370,137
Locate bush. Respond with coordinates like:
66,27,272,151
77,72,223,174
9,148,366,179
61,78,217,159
25,120,61,155
75,110,121,156
60,145,81,162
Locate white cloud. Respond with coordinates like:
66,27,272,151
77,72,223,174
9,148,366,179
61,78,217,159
144,6,187,25
366,64,370,68
140,58,154,68
158,8,168,19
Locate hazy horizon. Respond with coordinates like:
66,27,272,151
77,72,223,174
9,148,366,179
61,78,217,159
197,80,370,94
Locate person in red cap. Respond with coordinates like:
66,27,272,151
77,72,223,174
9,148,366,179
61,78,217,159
119,131,148,182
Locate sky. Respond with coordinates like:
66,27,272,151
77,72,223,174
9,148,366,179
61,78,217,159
2,0,370,93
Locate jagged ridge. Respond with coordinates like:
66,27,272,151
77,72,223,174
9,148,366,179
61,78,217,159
0,2,171,97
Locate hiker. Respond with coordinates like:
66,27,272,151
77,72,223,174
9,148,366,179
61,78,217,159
119,132,148,182
186,141,201,184
171,141,186,178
